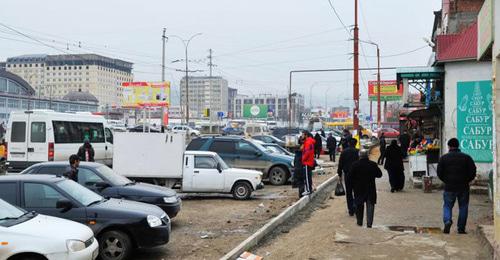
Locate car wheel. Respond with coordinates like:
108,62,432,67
99,230,132,260
232,181,252,200
269,166,288,185
191,133,196,137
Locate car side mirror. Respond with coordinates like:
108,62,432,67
255,152,263,157
216,163,222,173
56,199,74,213
94,181,111,189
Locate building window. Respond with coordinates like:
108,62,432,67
0,98,6,107
7,99,19,108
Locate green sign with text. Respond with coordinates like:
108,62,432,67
456,80,493,162
243,104,268,118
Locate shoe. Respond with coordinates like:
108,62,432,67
367,225,372,228
390,189,395,193
357,222,362,227
458,230,467,234
443,222,452,234
301,191,311,196
349,212,355,217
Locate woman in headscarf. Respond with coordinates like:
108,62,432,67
314,133,323,159
384,140,405,192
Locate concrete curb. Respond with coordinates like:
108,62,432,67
220,175,339,260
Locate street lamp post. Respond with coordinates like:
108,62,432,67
359,39,381,128
171,33,202,124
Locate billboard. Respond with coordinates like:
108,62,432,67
368,80,403,101
121,82,170,108
457,80,493,162
243,104,268,118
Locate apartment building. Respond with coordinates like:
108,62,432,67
5,54,133,109
180,76,228,119
231,93,305,122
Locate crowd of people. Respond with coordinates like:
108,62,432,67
294,128,477,234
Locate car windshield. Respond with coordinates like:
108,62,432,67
56,179,103,206
264,145,283,155
214,154,229,169
97,166,133,186
0,199,25,221
247,139,268,152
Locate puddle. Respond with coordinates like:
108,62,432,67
379,226,442,234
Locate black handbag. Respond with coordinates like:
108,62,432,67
335,180,346,196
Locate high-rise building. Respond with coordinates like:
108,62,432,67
5,54,133,109
232,93,304,123
227,87,238,118
180,76,228,119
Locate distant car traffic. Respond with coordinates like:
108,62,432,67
22,162,182,218
128,125,161,133
377,128,400,139
222,120,246,135
252,135,286,147
0,175,170,260
0,198,99,260
187,136,294,185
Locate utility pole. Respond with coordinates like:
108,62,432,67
353,0,360,129
161,28,168,128
377,46,381,128
207,49,215,123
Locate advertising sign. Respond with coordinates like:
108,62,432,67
368,80,403,101
457,80,493,162
243,104,268,118
122,82,170,108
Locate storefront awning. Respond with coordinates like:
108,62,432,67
407,107,441,120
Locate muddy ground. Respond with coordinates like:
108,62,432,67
132,158,336,260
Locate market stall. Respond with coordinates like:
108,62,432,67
405,107,442,190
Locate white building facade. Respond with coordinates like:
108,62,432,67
180,76,228,119
231,93,305,123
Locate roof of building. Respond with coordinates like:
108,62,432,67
63,89,99,103
7,54,48,63
435,21,477,62
0,69,36,94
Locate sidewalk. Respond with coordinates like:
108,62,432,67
254,154,493,259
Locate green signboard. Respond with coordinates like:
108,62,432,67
243,104,268,118
368,96,402,102
457,80,493,162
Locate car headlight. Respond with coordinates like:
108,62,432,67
291,160,294,167
163,196,178,204
147,215,162,228
66,239,86,252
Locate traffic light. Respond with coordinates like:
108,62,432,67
203,108,210,117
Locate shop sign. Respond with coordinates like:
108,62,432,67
368,80,403,101
243,104,268,118
456,80,493,162
121,82,170,108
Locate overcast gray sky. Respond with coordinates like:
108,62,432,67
0,0,441,111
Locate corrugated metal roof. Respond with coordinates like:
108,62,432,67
436,21,477,62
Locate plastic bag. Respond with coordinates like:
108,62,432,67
335,180,346,196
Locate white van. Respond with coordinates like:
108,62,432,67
244,123,270,137
6,110,113,172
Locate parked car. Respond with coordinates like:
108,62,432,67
377,127,400,139
128,125,161,133
0,198,99,260
271,127,301,141
222,120,246,136
0,175,170,260
252,135,286,147
171,125,200,137
22,162,182,218
261,143,326,175
244,123,270,136
187,136,294,185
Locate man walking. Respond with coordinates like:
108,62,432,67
64,154,80,182
377,132,386,165
437,138,476,234
77,138,95,162
399,131,411,159
301,131,316,196
338,138,359,216
350,150,382,228
326,133,337,162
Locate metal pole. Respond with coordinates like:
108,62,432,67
161,28,167,128
208,49,213,123
377,46,381,128
353,0,360,129
185,45,189,124
288,72,292,134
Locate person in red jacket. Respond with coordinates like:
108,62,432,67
301,130,316,196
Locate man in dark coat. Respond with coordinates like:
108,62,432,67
77,138,95,162
377,133,386,165
314,133,322,159
437,138,476,234
399,131,411,159
340,129,352,150
326,133,337,162
320,129,326,138
337,138,359,216
384,140,405,192
350,149,382,228
293,137,305,198
63,154,80,182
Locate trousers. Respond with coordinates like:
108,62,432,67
344,173,355,215
443,191,469,231
356,200,375,228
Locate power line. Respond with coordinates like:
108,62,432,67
360,45,428,58
327,0,351,36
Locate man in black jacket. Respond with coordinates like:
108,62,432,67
377,133,386,165
437,138,476,234
63,154,80,182
338,138,359,216
350,149,382,228
326,133,337,162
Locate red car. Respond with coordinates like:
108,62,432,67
377,128,400,139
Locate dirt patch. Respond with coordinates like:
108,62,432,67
132,168,335,260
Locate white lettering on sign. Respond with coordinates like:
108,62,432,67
463,126,493,135
460,139,493,150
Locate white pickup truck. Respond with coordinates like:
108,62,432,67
113,132,264,199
